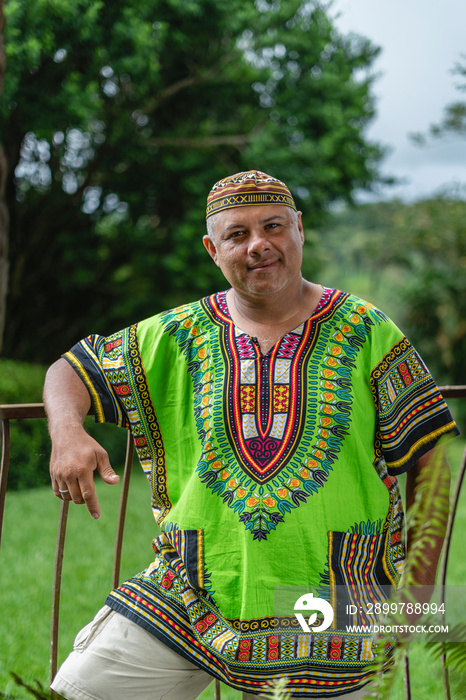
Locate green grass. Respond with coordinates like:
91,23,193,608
1,438,465,699
0,469,244,699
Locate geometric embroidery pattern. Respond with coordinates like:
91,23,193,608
107,553,384,696
241,385,256,413
159,290,389,541
370,338,457,472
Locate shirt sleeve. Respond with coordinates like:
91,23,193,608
370,336,460,475
62,332,129,428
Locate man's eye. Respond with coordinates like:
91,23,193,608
229,231,244,239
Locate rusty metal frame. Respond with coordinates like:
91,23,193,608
1,390,465,700
0,403,45,546
437,387,466,700
112,429,135,589
50,498,69,689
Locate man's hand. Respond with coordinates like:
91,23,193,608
44,358,120,519
49,427,119,519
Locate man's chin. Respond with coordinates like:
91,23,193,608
238,281,288,298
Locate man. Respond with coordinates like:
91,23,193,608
44,170,458,699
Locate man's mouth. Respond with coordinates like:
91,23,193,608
249,259,278,270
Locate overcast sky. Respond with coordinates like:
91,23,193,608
331,0,466,201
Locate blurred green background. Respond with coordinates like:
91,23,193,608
1,0,465,697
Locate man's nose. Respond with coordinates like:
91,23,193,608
247,228,270,255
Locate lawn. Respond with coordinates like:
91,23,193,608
1,435,465,699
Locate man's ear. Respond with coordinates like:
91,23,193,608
203,235,219,266
297,211,304,246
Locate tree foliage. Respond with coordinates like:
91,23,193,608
411,57,466,144
394,196,466,389
0,0,385,362
316,195,466,395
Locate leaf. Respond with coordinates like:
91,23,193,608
10,673,53,700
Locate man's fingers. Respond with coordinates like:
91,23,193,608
80,448,117,518
58,486,72,499
52,478,71,500
78,473,102,519
68,478,87,505
52,473,99,517
50,441,117,519
97,452,120,486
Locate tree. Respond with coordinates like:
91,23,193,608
411,56,466,144
1,0,386,362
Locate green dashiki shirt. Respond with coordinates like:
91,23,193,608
64,288,458,697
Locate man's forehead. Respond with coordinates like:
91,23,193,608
215,204,293,231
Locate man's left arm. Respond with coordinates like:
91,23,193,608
404,447,450,587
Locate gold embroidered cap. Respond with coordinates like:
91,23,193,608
206,170,296,219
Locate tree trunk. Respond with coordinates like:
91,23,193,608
0,0,8,354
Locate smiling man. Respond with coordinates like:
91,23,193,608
44,170,458,699
203,200,321,356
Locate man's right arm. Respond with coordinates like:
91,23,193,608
43,358,120,519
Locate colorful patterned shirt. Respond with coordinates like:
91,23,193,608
64,288,458,697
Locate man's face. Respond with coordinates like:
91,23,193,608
203,204,305,298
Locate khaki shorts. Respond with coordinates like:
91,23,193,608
51,606,373,700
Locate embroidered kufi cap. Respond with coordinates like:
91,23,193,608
206,170,296,219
